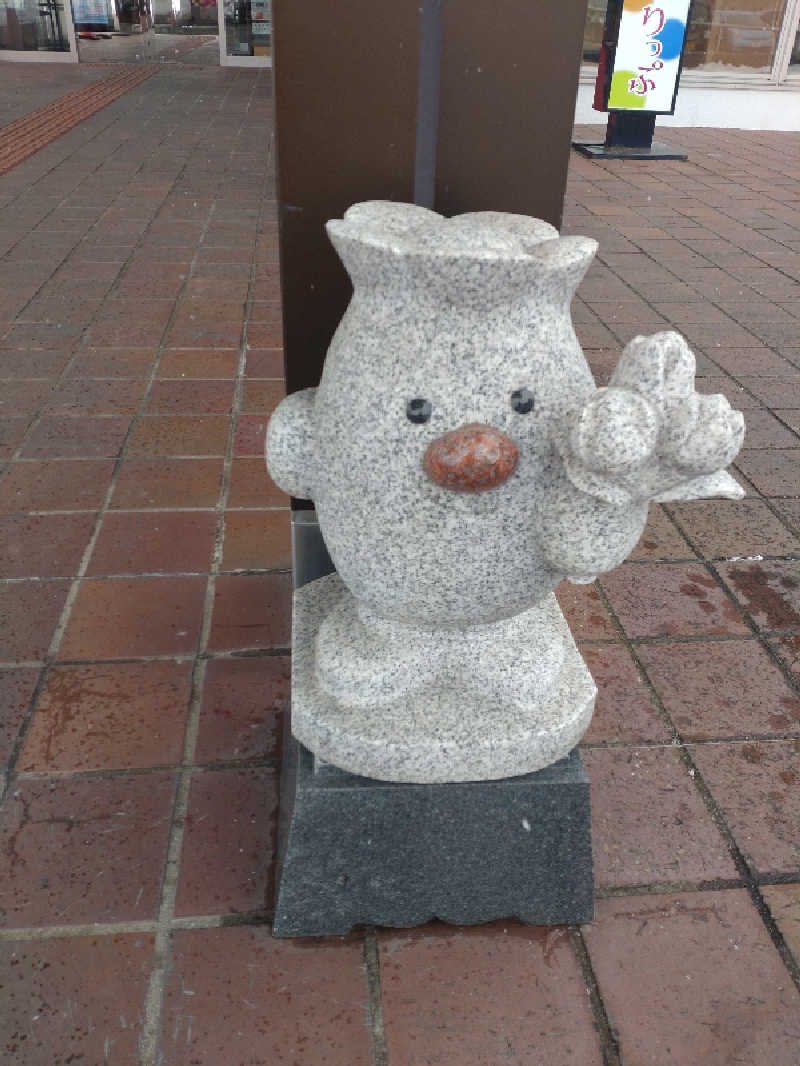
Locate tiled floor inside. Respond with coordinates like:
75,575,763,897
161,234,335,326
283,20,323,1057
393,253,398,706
76,32,219,66
0,63,799,1065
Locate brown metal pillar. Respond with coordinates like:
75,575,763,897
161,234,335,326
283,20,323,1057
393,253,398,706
272,1,420,397
273,0,589,401
435,0,588,226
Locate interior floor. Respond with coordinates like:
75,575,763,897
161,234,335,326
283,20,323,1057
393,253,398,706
76,28,218,64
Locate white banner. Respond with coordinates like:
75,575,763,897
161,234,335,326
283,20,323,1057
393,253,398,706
73,0,112,22
608,0,691,113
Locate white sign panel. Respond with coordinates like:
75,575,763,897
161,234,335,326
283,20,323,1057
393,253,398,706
73,0,112,22
608,0,691,113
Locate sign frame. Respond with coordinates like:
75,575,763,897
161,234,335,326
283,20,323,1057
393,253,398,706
596,0,695,116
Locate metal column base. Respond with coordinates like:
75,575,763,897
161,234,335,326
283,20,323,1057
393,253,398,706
572,140,687,160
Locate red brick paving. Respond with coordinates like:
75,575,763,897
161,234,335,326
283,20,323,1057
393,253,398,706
555,580,618,639
583,892,800,1066
0,668,38,766
583,746,738,887
0,513,96,578
379,923,604,1064
0,579,70,662
228,457,289,507
581,644,670,744
762,884,800,964
599,561,749,638
689,741,800,875
716,559,800,632
638,638,800,740
233,412,271,456
161,928,372,1066
21,413,132,459
245,346,284,377
66,346,158,378
59,576,207,660
0,774,174,926
110,457,223,509
206,573,292,652
0,66,157,177
222,509,292,570
174,768,279,916
627,502,693,560
0,934,153,1065
670,497,800,558
240,378,285,414
157,347,239,379
127,414,230,457
19,661,192,772
44,377,148,416
0,71,799,1066
194,655,289,763
86,511,217,575
0,416,29,459
145,379,234,414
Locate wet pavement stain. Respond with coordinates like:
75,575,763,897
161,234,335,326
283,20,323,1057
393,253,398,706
35,669,129,767
767,698,800,731
723,563,800,631
669,570,744,631
741,744,763,764
611,897,729,930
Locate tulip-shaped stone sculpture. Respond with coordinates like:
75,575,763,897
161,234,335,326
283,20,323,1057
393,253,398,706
267,201,745,784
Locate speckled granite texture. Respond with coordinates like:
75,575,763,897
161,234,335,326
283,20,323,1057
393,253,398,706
266,201,746,783
292,572,596,783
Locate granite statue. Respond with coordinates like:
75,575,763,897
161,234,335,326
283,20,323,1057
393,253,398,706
267,201,745,784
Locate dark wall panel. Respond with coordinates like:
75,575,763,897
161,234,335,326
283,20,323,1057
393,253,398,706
435,0,588,227
273,1,421,396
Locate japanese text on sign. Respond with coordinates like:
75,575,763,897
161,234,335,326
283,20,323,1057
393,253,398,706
608,0,691,113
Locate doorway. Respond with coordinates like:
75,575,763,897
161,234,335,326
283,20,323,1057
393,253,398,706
74,0,220,64
217,0,271,67
74,0,270,66
0,0,269,65
0,0,78,61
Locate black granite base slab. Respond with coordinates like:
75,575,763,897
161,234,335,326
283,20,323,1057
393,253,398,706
272,730,593,937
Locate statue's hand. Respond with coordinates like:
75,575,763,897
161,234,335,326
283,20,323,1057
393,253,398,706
558,332,745,506
266,387,317,500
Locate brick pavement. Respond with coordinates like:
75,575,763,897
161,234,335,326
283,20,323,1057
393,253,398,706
0,67,159,177
0,69,799,1065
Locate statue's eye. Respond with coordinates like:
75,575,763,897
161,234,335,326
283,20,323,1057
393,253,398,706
406,398,432,424
510,388,534,414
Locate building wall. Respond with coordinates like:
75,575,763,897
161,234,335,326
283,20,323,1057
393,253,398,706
575,72,800,129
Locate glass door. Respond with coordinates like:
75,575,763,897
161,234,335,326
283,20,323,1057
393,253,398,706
0,0,78,59
217,0,269,65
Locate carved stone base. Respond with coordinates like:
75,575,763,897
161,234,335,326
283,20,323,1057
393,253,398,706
272,733,594,937
291,572,597,784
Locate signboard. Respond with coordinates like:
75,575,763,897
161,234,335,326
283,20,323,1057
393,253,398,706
72,0,112,23
250,0,270,33
606,0,691,113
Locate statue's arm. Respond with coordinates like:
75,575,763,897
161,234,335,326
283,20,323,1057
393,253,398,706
265,388,317,500
556,331,745,507
541,332,744,584
539,481,649,584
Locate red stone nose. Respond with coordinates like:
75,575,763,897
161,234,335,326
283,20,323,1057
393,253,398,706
423,423,519,493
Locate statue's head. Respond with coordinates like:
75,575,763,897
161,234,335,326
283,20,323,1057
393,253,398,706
322,202,598,496
327,200,597,311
